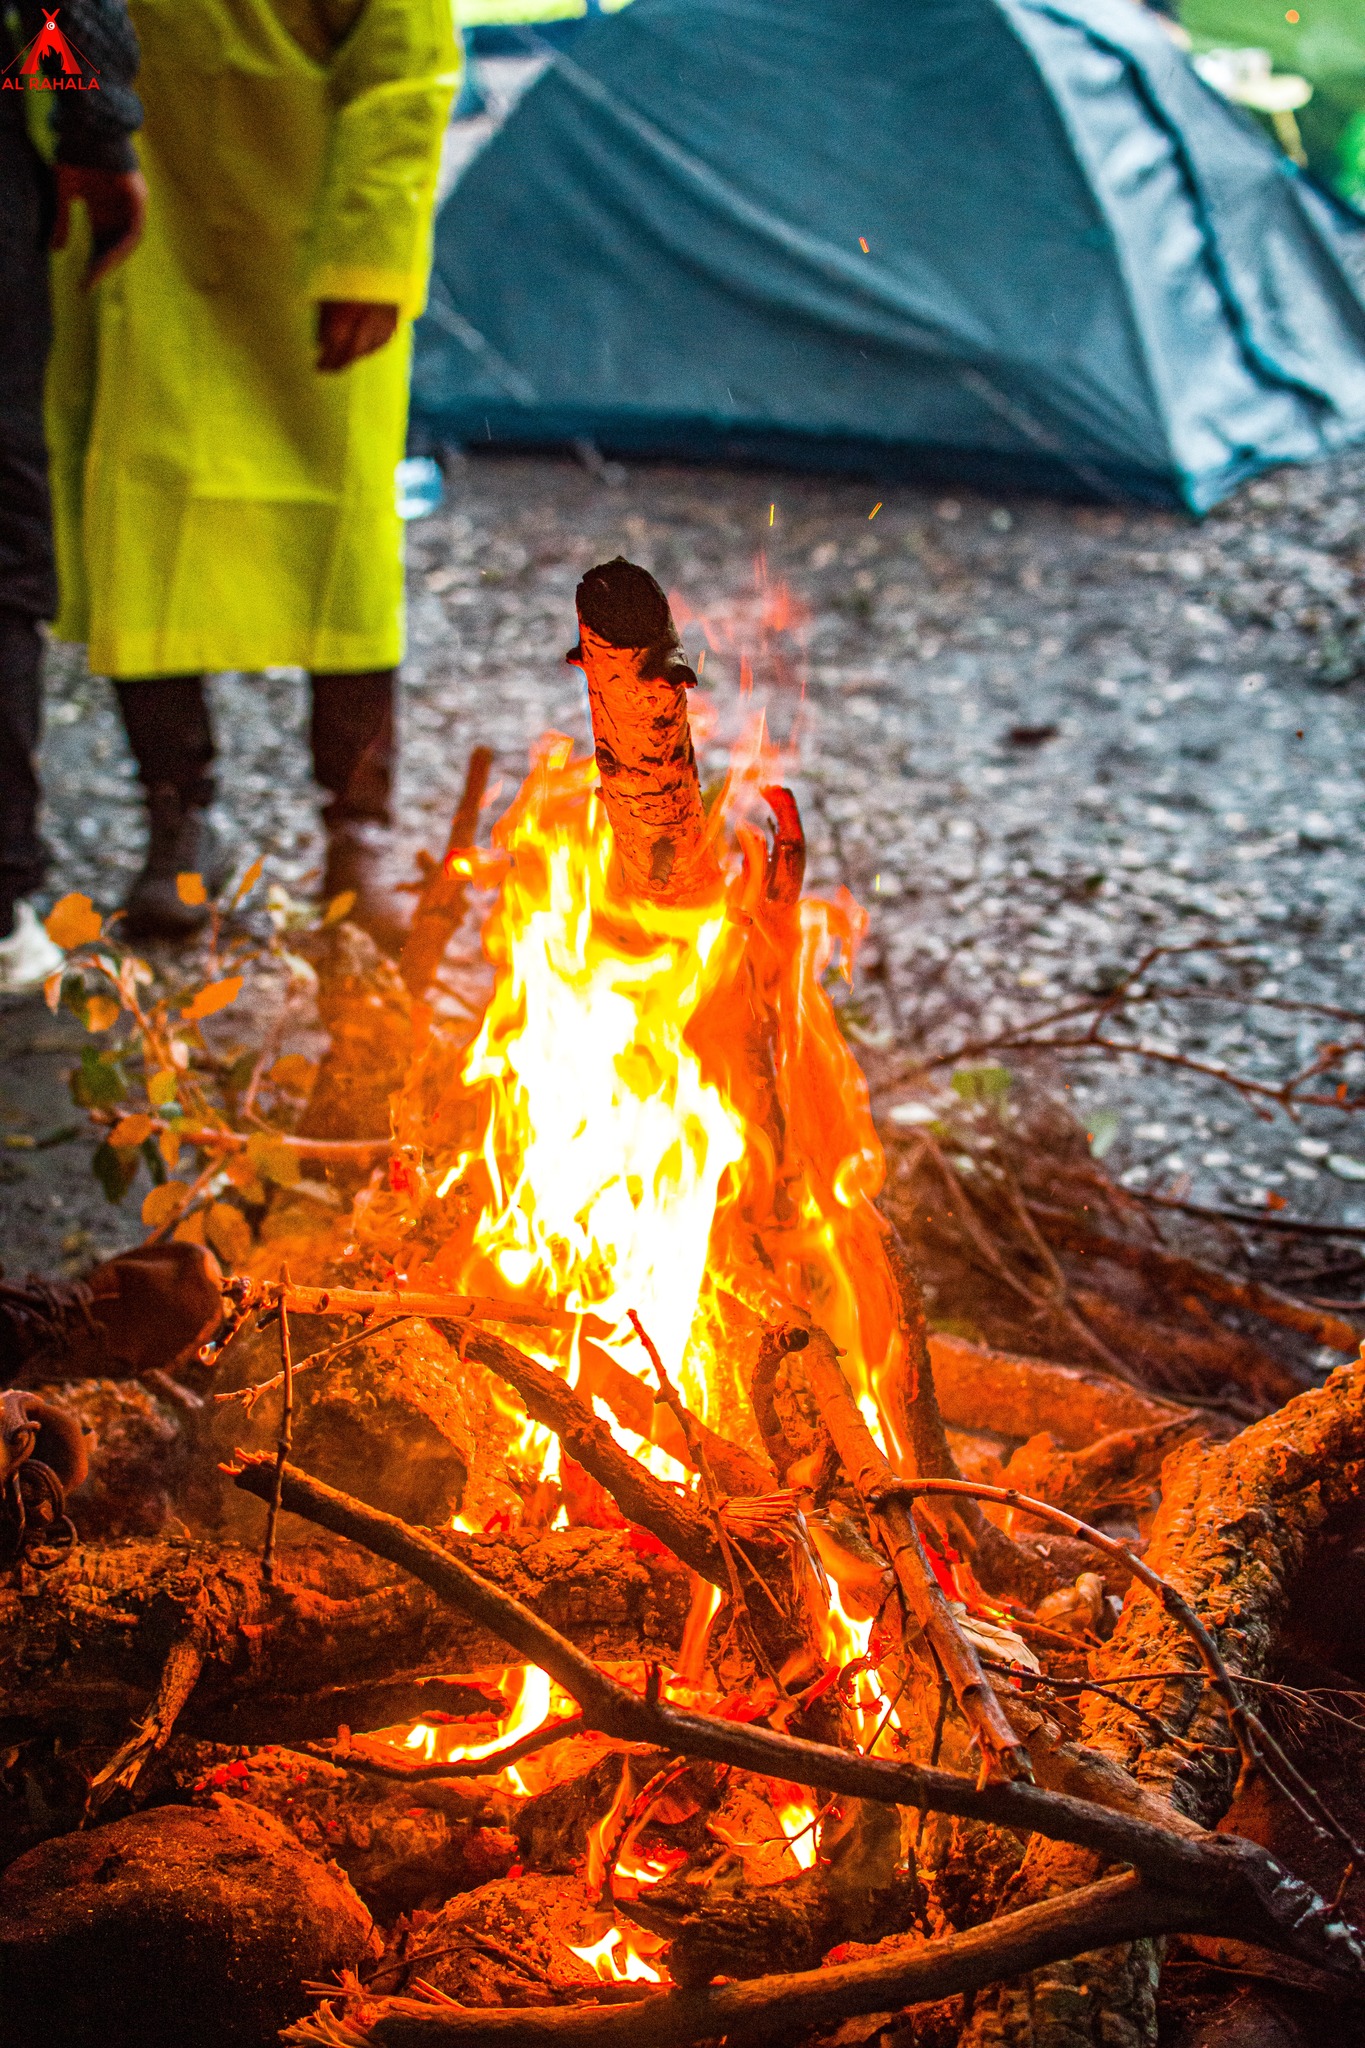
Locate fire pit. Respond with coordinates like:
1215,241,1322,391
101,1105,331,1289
2,560,1364,2048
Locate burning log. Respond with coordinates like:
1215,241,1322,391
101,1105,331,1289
955,1356,1365,2046
180,1743,520,1920
0,1527,690,1860
569,559,719,904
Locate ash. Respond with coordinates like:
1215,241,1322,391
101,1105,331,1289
11,444,1365,1272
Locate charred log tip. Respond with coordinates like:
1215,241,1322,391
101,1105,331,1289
573,557,698,687
576,557,671,646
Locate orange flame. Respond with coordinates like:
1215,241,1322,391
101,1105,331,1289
363,708,906,1500
567,1927,665,1983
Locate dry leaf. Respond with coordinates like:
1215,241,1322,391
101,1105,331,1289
181,976,243,1023
205,1200,253,1269
246,1131,302,1187
45,893,102,950
148,1070,179,1108
172,1207,207,1246
141,1180,191,1230
43,969,63,1013
232,856,264,908
323,890,357,927
176,871,208,907
84,994,121,1033
159,1126,181,1170
224,1152,267,1202
110,1113,156,1150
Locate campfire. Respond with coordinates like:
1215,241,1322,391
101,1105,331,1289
3,560,1365,2048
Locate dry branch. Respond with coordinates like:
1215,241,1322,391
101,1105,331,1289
350,1874,1208,2047
401,744,494,996
1029,1202,1361,1357
959,1356,1365,2045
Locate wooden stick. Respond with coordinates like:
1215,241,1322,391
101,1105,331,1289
1028,1200,1362,1356
400,743,494,996
230,1282,569,1333
261,1284,294,1585
355,1874,1205,2046
889,1475,1365,1864
798,1329,1033,1783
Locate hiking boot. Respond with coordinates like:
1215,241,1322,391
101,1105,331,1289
0,1240,224,1386
0,901,65,995
123,784,228,942
323,818,415,958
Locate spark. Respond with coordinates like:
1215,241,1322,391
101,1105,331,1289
768,503,775,525
858,236,869,253
868,502,882,519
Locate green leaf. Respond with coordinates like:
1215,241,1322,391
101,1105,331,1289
950,1065,1012,1105
71,1044,129,1110
141,1135,168,1186
92,1139,139,1205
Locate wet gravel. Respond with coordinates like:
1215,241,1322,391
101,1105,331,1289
7,440,1365,1278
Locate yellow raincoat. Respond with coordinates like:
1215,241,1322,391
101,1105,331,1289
47,0,459,677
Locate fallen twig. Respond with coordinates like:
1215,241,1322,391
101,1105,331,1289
1028,1200,1362,1355
319,1713,587,1782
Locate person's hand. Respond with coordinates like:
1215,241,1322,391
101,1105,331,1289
51,164,147,288
316,300,400,372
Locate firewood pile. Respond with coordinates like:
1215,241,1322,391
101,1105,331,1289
3,561,1365,2048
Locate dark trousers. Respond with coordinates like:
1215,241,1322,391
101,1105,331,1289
114,670,396,826
0,101,58,926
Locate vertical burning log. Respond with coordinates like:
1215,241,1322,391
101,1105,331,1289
570,558,721,902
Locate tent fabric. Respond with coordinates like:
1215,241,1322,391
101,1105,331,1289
412,0,1365,510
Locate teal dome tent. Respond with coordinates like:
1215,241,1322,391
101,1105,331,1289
413,0,1365,510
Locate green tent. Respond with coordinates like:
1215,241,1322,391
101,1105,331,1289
1180,0,1365,206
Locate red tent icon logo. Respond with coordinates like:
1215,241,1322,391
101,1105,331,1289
11,10,93,80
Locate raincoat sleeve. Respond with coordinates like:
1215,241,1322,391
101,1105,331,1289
308,0,460,318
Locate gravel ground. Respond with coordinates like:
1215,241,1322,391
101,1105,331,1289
5,440,1364,1280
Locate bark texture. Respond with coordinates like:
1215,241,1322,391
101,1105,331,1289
572,559,719,905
